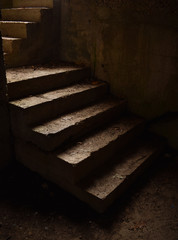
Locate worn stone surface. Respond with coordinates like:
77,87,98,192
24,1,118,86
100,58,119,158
14,115,144,186
6,66,81,83
10,81,108,124
7,66,90,99
78,139,163,211
57,116,143,165
29,98,126,150
10,81,107,109
81,145,157,199
14,136,163,212
33,98,124,135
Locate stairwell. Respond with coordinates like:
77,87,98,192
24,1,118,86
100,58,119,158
2,1,164,212
0,0,54,67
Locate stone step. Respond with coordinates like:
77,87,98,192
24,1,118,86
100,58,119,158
27,98,127,151
0,21,38,38
56,115,144,182
13,0,54,8
10,81,108,125
14,115,144,185
77,138,164,212
1,7,51,22
7,66,90,100
14,135,163,212
2,37,23,54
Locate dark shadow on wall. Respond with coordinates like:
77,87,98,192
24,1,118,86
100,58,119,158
58,0,178,149
0,32,12,169
59,0,178,119
149,112,178,150
0,0,12,9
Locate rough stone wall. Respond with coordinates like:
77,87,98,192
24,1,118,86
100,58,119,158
59,0,178,119
0,33,11,169
0,0,12,8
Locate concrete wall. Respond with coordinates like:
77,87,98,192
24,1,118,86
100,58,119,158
58,0,178,120
0,33,11,169
0,0,12,8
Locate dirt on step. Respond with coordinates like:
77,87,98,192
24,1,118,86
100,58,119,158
0,152,177,240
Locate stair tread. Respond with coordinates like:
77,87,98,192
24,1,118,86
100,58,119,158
0,20,36,24
6,66,84,83
10,81,106,109
78,139,160,200
2,7,49,10
2,37,22,40
57,115,143,165
32,98,125,135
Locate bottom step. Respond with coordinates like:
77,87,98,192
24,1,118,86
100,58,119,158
77,138,163,212
15,137,164,212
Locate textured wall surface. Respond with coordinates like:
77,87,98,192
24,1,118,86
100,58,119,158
59,0,178,119
0,0,12,8
0,33,11,169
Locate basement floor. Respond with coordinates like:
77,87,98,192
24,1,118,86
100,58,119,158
0,152,177,240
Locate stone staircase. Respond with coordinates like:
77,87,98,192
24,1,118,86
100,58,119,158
6,65,164,212
0,0,54,67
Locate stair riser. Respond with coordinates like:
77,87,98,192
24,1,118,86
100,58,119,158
3,39,13,53
14,139,82,200
0,22,38,39
14,140,102,212
13,0,53,8
4,37,53,68
3,38,23,54
1,9,49,22
4,53,18,68
8,68,91,100
10,84,108,126
27,101,127,151
3,53,11,65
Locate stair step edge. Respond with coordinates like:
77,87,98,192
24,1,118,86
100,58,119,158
0,20,36,24
2,37,22,40
2,7,50,10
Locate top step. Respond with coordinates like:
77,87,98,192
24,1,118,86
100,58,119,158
13,0,53,8
1,7,51,22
